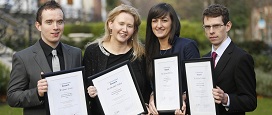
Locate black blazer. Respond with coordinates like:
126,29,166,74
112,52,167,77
203,42,257,115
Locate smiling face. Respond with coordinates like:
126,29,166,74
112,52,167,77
108,12,135,44
203,16,231,49
35,8,64,48
151,14,172,40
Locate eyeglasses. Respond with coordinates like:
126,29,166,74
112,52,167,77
202,24,225,31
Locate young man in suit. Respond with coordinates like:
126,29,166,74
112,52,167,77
202,4,257,115
7,1,82,115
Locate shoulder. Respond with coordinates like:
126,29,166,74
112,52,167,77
62,43,81,56
173,37,198,49
174,37,197,45
14,44,37,58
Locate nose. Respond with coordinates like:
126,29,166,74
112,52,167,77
122,25,128,32
53,22,59,30
157,20,162,28
209,27,215,34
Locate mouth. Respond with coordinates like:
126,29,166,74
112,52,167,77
51,32,60,37
209,36,217,40
119,33,127,38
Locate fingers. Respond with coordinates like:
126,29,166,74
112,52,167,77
37,79,48,97
212,86,224,104
148,94,158,115
174,100,186,115
87,86,97,98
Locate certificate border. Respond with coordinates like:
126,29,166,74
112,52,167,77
41,66,90,115
87,60,148,114
182,58,219,115
153,53,182,113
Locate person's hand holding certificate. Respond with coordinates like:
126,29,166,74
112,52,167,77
153,54,182,113
88,61,147,115
41,66,89,115
183,58,217,115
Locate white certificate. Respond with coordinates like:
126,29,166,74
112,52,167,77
89,61,146,115
42,67,88,115
184,58,216,115
154,55,181,112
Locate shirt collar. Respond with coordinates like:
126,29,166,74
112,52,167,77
212,36,231,57
39,39,63,56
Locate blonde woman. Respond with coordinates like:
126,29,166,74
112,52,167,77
83,4,151,115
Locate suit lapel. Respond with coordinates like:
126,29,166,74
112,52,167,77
62,44,72,70
32,42,52,73
214,42,235,83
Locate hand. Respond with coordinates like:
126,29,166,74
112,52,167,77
148,92,159,115
87,86,97,98
212,86,228,104
37,73,48,97
174,99,186,115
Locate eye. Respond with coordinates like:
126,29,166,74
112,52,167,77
119,22,125,25
213,24,221,29
127,24,133,28
45,21,52,25
203,25,211,29
152,19,157,23
57,20,64,25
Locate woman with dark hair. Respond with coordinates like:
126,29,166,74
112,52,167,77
145,2,200,115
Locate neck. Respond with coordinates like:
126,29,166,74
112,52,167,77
103,39,131,55
42,38,59,48
158,38,171,50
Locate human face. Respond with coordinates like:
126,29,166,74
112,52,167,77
108,12,135,44
35,8,64,48
203,16,231,49
151,14,172,40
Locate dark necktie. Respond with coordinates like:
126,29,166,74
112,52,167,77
212,52,217,68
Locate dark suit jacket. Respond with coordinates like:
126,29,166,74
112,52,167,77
7,41,82,115
203,42,257,115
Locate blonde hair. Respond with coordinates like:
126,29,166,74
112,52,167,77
94,4,144,61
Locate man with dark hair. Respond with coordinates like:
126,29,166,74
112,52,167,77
7,1,81,115
202,4,257,115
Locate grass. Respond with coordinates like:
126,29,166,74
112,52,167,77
0,97,271,115
0,103,22,115
247,96,272,115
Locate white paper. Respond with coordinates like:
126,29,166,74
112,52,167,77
92,65,144,115
154,56,180,111
185,61,216,115
46,71,88,115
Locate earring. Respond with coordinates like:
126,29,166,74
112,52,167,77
109,29,112,36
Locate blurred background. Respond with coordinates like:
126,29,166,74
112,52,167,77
0,0,271,114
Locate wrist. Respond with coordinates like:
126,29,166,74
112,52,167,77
222,93,228,104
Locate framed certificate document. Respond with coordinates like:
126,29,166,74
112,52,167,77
183,58,217,115
88,60,147,115
153,54,182,113
41,66,89,115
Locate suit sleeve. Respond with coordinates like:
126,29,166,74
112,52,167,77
7,53,42,108
228,53,257,112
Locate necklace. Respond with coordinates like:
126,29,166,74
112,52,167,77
160,48,169,55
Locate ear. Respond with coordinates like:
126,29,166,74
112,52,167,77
108,21,113,30
35,21,42,31
226,21,232,32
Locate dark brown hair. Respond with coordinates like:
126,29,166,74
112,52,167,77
36,1,64,24
202,4,229,25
